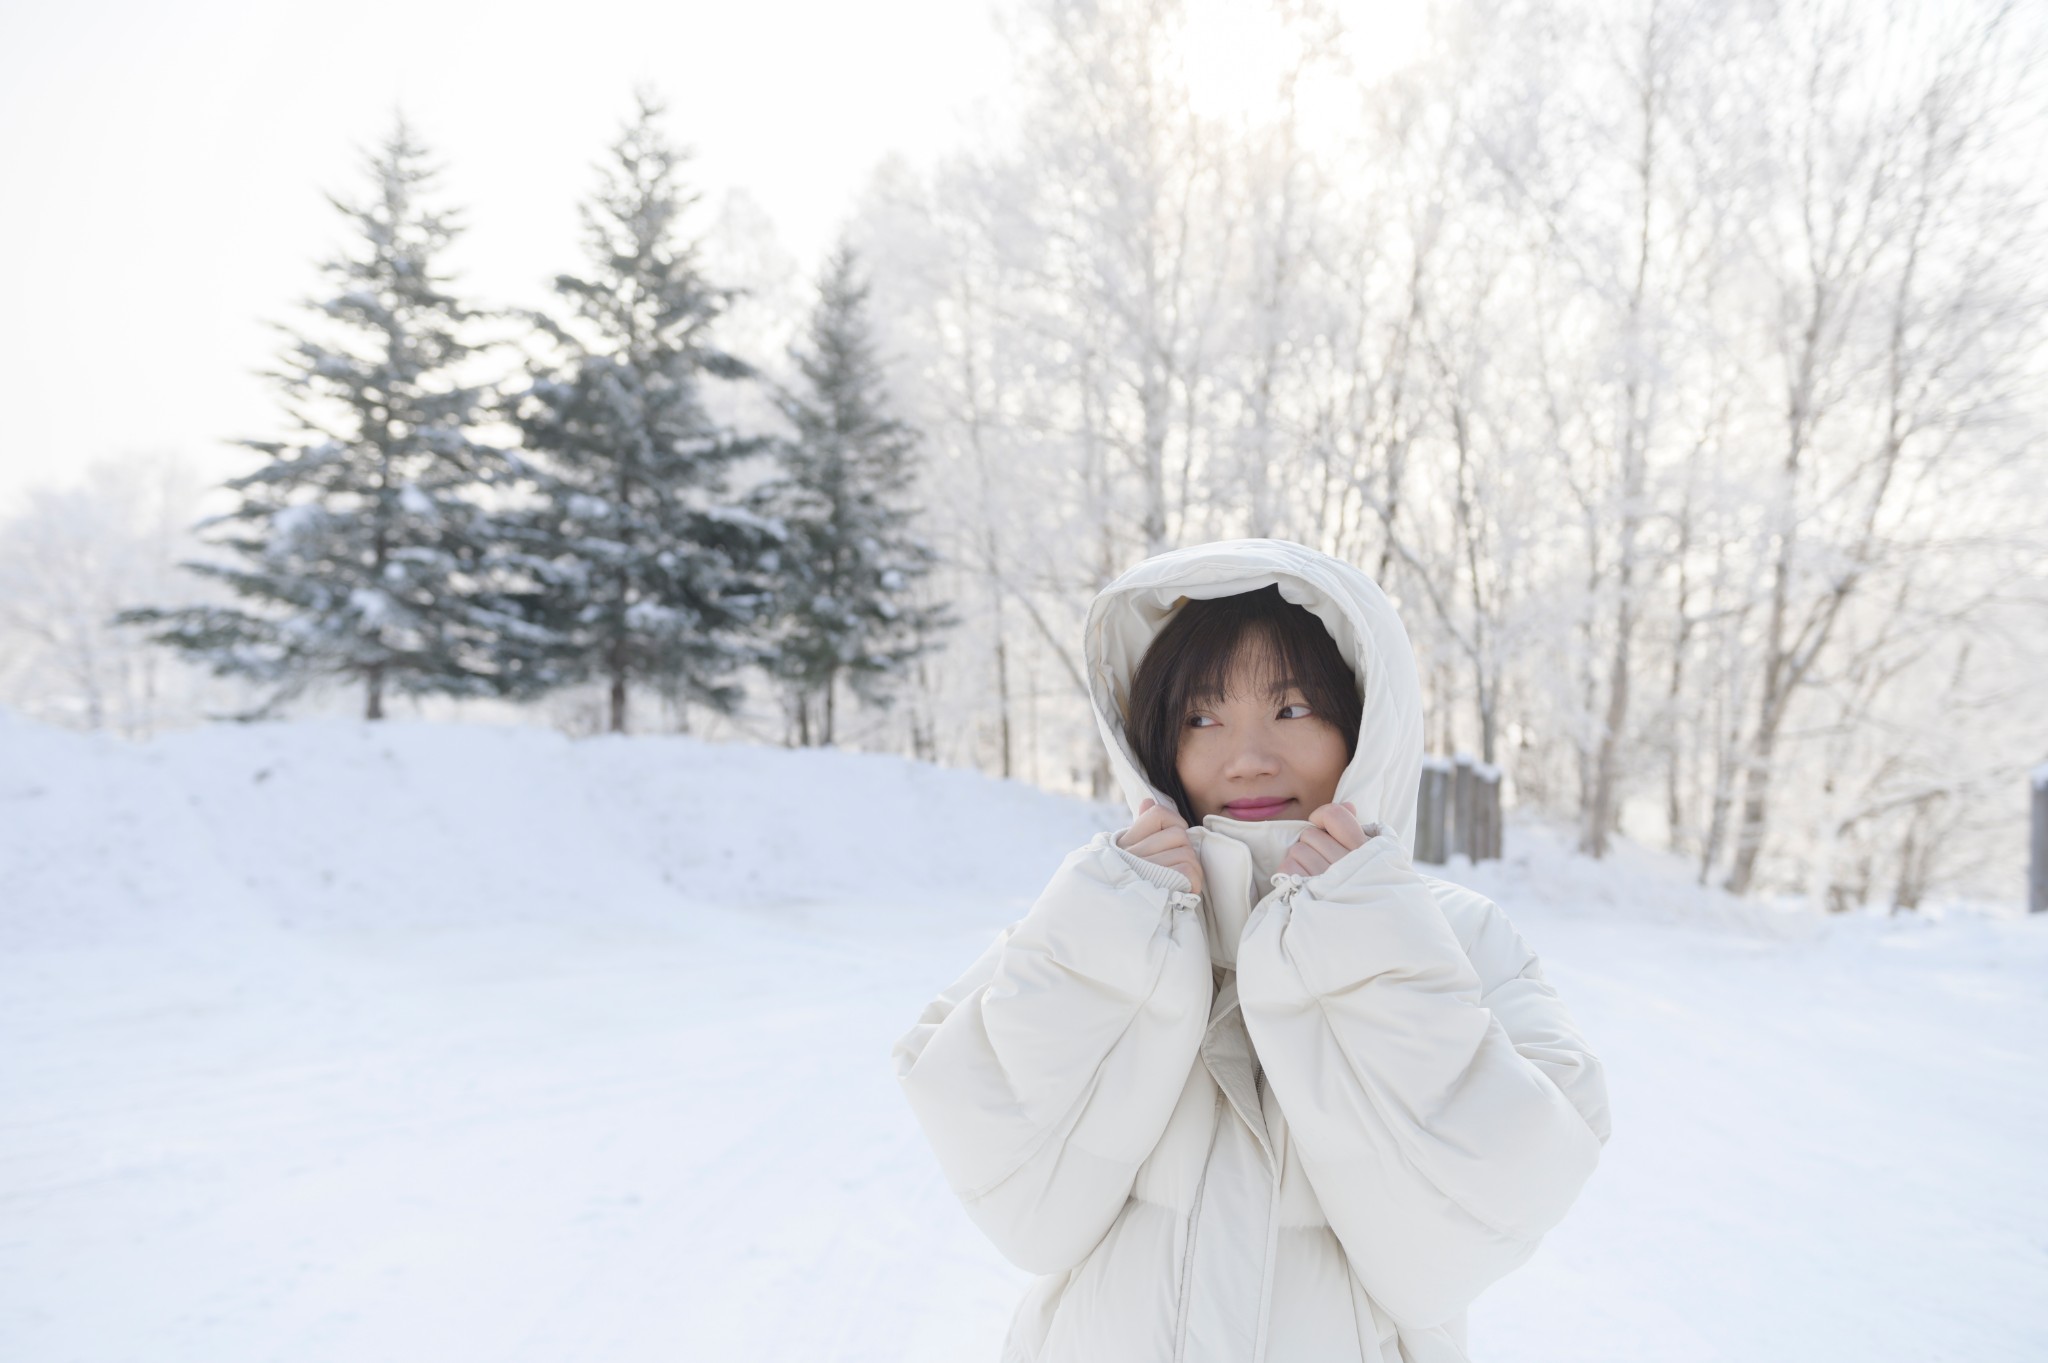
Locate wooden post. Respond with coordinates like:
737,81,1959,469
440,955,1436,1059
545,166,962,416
1452,753,1476,861
1486,760,1503,860
1416,757,1451,864
1471,761,1498,861
1494,776,1504,858
1415,755,1504,864
2032,765,2048,913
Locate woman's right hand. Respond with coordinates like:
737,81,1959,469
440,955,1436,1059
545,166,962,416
1115,797,1205,897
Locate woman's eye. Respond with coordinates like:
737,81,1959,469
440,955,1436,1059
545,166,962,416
1185,713,1215,729
1279,703,1312,719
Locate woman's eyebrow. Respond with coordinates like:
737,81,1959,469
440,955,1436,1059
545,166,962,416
1191,675,1304,703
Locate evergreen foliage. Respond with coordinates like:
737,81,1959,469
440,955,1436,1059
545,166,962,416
492,91,783,734
121,116,515,720
753,243,953,746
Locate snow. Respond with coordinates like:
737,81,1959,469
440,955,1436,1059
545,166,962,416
623,599,683,631
2,711,2044,1362
346,586,391,625
271,501,324,541
700,502,789,539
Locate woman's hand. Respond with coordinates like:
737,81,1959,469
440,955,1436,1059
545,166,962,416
1115,797,1205,897
1277,801,1374,878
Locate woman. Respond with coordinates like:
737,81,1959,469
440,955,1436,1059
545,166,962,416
891,538,1611,1362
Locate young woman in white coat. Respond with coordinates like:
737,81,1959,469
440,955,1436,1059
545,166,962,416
892,539,1611,1363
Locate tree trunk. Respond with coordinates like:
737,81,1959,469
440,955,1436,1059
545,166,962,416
1581,599,1634,858
1581,40,1657,861
1140,363,1170,556
1664,512,1696,853
1698,701,1740,887
993,632,1013,779
365,664,385,721
1724,696,1784,895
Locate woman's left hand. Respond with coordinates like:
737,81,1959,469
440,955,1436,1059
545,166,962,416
1277,801,1374,878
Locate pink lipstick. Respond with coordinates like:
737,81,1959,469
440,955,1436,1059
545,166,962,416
1222,797,1293,819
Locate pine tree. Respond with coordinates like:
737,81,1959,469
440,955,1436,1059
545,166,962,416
121,115,515,720
492,91,783,734
754,242,953,746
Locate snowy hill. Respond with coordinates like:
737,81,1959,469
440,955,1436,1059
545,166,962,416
2,715,2044,1362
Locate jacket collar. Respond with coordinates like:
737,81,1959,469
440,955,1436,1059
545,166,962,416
1191,814,1312,971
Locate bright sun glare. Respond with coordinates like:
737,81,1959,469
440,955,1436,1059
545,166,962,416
1178,0,1430,124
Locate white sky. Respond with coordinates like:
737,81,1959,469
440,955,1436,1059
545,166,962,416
0,0,1429,514
0,0,1014,510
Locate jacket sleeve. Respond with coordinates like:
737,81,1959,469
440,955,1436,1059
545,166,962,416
1235,832,1610,1331
890,830,1214,1275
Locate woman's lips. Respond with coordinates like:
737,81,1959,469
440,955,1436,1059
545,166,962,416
1223,797,1293,819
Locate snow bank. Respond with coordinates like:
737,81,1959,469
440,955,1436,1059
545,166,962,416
3,712,2044,1363
0,710,1112,952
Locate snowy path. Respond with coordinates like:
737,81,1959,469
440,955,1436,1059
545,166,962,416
1,895,1042,1363
1481,909,2047,1361
3,719,2044,1361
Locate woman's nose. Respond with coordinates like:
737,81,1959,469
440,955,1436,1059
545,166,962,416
1221,732,1281,776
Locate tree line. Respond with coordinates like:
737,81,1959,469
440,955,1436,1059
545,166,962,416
9,0,2043,908
121,93,953,742
842,0,2046,907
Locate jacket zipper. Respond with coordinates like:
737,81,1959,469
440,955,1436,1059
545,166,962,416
1248,871,1308,1363
1251,1090,1287,1363
1171,867,1309,1361
1172,1088,1226,1362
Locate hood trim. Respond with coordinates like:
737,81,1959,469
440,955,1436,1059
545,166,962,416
1083,538,1425,852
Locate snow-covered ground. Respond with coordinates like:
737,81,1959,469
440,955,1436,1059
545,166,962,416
2,714,2043,1362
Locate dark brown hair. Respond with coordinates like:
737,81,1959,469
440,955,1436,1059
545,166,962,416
1124,584,1363,819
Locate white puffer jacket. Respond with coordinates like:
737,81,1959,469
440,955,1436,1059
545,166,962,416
892,540,1611,1362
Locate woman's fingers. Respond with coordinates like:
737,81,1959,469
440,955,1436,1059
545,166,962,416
1119,801,1167,848
1276,847,1320,877
1123,827,1193,861
1124,799,1373,893
1295,825,1351,865
1116,816,1204,896
1307,800,1367,849
1276,815,1364,879
1120,798,1189,845
1121,829,1169,857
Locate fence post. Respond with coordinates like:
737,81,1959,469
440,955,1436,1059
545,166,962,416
1469,760,1492,861
2033,765,2048,913
1452,753,1476,861
1416,757,1451,864
1415,755,1507,864
1492,771,1502,859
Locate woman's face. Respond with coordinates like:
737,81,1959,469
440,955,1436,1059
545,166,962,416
1175,644,1351,823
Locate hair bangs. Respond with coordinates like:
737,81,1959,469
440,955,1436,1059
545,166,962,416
1182,621,1295,705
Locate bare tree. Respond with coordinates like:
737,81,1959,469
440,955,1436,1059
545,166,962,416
1723,0,2044,893
0,457,238,735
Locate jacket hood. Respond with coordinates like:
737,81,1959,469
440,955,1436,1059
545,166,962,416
1083,538,1425,851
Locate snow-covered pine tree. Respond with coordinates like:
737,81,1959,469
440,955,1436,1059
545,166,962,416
753,242,953,747
492,91,783,734
120,116,516,720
